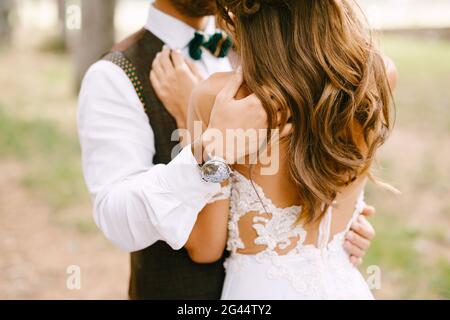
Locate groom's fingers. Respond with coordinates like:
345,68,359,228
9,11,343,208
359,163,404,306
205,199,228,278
159,47,174,72
346,230,370,250
151,54,165,77
150,70,162,93
218,69,244,101
276,108,292,122
352,215,376,240
344,240,365,259
150,71,164,103
361,205,376,217
170,49,184,68
350,256,363,267
279,123,293,138
273,108,293,138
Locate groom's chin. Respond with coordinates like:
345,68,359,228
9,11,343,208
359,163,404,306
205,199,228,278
169,0,218,17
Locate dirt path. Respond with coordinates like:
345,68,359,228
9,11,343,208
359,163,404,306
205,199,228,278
0,160,129,299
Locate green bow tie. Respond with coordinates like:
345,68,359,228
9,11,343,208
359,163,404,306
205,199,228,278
188,30,233,61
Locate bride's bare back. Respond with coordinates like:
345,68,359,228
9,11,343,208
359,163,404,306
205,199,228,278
187,72,367,258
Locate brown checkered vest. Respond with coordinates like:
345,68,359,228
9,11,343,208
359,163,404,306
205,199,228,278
102,29,225,300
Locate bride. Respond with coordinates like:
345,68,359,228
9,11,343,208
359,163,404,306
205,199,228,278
154,0,397,299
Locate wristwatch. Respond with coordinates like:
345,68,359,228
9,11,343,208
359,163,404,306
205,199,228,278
200,154,232,184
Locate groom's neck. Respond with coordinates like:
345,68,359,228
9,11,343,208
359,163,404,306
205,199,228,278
153,0,210,31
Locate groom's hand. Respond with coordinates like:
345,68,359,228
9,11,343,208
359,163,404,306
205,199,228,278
345,205,376,266
150,47,205,129
202,69,292,164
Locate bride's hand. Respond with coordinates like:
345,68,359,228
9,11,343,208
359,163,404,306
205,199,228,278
150,47,205,129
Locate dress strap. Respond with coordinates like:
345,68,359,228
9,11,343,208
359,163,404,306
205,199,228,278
317,191,366,249
317,206,333,250
343,191,366,233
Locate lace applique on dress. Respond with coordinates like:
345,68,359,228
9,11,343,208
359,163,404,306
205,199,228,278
225,170,366,294
226,171,304,255
253,214,306,251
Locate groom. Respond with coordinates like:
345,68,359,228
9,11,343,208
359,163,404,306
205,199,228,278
78,0,376,299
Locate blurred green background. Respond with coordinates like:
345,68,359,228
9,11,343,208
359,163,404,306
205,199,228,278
0,0,449,299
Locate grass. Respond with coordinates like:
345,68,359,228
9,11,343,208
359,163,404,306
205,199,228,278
361,35,450,299
362,212,423,298
381,36,450,133
432,261,450,299
0,106,87,209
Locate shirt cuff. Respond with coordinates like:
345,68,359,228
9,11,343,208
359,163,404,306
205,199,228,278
160,145,221,206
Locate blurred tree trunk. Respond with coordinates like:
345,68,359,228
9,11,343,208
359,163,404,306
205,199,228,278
0,0,14,46
57,0,67,49
74,0,116,91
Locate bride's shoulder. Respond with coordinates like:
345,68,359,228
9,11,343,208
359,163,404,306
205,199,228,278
190,72,234,124
196,71,234,97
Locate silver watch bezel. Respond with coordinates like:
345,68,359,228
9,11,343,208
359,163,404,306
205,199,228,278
200,156,232,184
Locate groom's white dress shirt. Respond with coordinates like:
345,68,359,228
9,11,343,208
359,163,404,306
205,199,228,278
77,5,232,252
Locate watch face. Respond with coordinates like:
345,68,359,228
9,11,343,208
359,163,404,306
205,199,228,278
201,159,230,183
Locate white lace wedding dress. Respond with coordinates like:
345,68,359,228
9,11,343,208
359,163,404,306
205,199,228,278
217,171,374,300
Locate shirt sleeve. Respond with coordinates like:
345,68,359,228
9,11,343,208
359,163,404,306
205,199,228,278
77,61,220,252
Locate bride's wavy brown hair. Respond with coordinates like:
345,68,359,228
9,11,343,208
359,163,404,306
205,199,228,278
216,0,394,223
